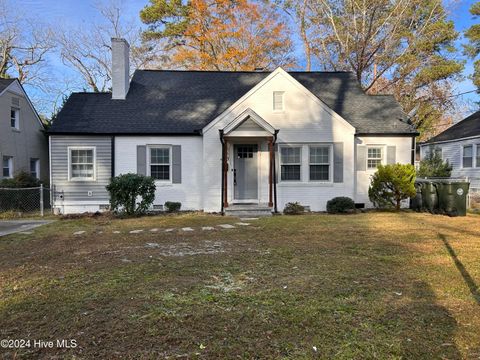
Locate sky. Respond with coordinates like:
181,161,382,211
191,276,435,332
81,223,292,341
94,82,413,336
13,0,480,119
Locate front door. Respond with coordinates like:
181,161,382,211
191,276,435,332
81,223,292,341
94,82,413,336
234,144,258,200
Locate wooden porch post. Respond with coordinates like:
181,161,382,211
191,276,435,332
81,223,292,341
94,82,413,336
268,137,273,207
223,140,229,208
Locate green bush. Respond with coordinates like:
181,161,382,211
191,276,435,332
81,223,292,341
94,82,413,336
368,164,416,210
0,171,41,188
106,173,156,215
417,148,452,178
283,202,305,215
164,201,181,212
326,197,355,214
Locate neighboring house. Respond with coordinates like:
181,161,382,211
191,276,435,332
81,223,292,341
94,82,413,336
0,78,48,183
48,38,417,215
419,110,480,189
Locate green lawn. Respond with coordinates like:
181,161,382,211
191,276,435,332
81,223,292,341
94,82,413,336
0,212,479,359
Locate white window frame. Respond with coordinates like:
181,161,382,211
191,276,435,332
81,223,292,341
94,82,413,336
280,145,302,182
366,145,385,170
147,145,172,183
10,107,19,130
68,146,96,181
462,145,473,168
273,91,285,112
30,158,40,179
2,156,13,178
308,145,333,182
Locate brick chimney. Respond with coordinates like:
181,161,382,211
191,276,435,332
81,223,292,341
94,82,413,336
111,38,130,100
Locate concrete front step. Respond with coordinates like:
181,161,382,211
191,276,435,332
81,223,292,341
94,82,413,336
224,204,273,217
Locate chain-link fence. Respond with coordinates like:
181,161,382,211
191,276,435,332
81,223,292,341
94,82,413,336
0,185,51,216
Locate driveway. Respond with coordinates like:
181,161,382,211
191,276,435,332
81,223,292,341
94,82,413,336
0,220,55,237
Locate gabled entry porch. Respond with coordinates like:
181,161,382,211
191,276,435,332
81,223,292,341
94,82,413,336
219,108,278,215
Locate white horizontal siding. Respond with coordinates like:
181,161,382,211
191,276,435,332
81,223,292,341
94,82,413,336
420,137,480,189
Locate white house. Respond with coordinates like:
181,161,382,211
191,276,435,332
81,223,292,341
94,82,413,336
419,110,480,190
48,38,417,215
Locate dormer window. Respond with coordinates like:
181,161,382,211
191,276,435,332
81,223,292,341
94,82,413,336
273,91,284,111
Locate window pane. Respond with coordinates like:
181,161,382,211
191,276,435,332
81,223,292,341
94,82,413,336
151,165,170,180
464,145,473,158
281,147,300,164
310,147,329,164
72,164,93,178
151,148,169,164
2,157,11,177
71,149,93,164
368,159,382,169
476,146,480,167
368,148,382,159
10,109,17,128
30,159,38,178
310,165,329,181
281,165,300,181
463,157,473,168
237,145,256,159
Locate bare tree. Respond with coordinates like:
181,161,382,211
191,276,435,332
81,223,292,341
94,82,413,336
297,0,463,138
57,0,166,92
0,0,55,87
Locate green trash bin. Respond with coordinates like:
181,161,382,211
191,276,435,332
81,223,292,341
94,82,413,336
437,180,469,216
411,182,424,211
420,181,438,213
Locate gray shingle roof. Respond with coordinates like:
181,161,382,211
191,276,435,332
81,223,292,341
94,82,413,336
49,70,416,135
426,110,480,143
0,78,15,93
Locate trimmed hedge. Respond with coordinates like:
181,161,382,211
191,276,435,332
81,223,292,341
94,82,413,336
165,201,181,212
326,197,355,214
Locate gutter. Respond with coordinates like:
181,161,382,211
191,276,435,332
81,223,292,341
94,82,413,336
355,132,419,137
46,131,203,136
421,134,480,146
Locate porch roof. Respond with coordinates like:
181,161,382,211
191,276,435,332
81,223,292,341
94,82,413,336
222,108,276,137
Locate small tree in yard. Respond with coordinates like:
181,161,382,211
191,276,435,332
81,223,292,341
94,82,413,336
106,174,156,216
368,164,416,210
417,149,452,178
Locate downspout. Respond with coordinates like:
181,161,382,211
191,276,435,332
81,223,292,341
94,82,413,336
273,129,279,213
111,136,115,178
411,136,416,166
219,130,225,215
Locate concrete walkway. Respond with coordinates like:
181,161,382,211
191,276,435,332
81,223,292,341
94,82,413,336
0,220,55,237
